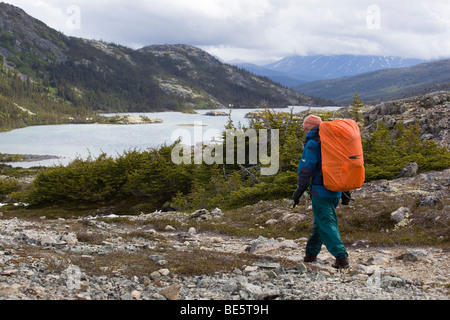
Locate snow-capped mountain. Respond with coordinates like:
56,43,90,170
264,55,427,80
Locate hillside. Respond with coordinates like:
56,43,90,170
0,3,321,131
293,59,450,104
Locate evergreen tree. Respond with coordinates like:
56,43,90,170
350,93,364,124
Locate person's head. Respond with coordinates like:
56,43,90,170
302,115,322,133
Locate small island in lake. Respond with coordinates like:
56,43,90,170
204,111,229,117
100,115,163,125
0,153,60,163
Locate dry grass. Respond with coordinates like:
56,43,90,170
53,249,266,278
3,232,269,279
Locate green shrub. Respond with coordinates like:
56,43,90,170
122,145,194,209
29,153,127,203
0,178,20,199
363,122,450,181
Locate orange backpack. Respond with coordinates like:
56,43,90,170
319,119,365,192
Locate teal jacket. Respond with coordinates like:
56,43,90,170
297,126,341,199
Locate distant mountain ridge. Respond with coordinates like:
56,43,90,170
234,63,313,87
266,55,427,79
293,59,450,104
235,55,428,88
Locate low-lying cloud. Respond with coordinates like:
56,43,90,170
4,0,450,64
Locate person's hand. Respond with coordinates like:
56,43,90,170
292,188,304,208
341,191,352,205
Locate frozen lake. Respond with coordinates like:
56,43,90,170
0,106,341,167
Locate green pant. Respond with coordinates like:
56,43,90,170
305,196,348,259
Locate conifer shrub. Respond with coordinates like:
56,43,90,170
29,153,128,203
363,122,450,181
27,143,195,210
121,144,194,209
0,178,20,200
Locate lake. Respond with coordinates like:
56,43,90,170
0,106,341,168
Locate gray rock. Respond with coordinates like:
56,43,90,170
189,209,209,219
373,183,392,193
159,283,182,300
419,195,441,206
352,239,370,247
148,254,165,262
40,234,58,246
211,208,224,216
249,236,281,253
401,249,430,262
61,232,78,245
254,261,281,269
398,162,419,178
391,207,410,223
177,232,193,241
87,220,112,230
381,276,409,288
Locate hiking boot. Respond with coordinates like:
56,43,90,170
332,257,349,269
303,256,317,263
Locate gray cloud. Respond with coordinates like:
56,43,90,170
4,0,450,64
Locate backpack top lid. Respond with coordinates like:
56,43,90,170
319,119,365,192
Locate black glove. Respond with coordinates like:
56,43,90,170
292,188,304,208
341,191,352,205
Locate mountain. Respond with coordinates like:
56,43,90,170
264,55,427,80
0,3,321,121
234,55,427,88
234,62,321,87
293,59,450,104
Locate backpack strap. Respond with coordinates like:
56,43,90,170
311,135,323,185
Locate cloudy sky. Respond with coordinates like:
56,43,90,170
4,0,450,64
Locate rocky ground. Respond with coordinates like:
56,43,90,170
0,167,449,301
0,215,447,301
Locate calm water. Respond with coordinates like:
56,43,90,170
0,106,341,167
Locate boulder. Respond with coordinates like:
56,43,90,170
159,284,182,300
398,162,419,178
189,209,209,219
390,207,410,223
419,195,441,206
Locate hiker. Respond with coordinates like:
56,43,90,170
292,115,349,269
